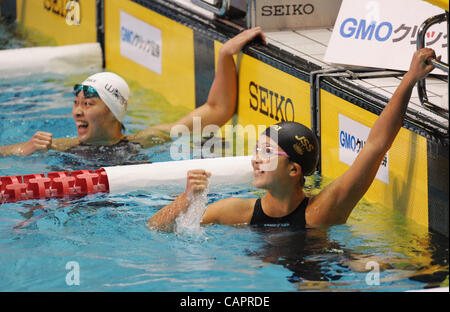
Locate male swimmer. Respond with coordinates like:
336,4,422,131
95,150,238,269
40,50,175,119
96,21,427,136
148,48,438,231
0,27,266,157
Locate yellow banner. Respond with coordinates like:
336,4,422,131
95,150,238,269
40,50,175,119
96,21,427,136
104,0,196,111
422,0,449,10
235,53,311,152
16,0,97,45
320,90,428,227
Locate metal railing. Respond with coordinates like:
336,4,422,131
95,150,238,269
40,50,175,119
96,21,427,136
416,12,449,119
190,0,230,16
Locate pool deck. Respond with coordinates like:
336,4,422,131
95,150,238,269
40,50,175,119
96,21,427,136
264,28,448,128
172,0,448,130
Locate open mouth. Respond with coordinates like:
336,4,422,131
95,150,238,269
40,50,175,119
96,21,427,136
254,169,264,176
76,121,88,128
76,121,89,134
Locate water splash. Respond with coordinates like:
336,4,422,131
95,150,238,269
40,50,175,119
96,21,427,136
175,187,209,237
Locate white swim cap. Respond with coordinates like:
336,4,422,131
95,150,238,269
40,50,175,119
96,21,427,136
81,72,130,123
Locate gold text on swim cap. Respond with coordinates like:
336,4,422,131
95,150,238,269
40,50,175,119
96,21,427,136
293,136,314,155
271,125,282,131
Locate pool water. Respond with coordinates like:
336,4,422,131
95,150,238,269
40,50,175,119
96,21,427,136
0,59,448,292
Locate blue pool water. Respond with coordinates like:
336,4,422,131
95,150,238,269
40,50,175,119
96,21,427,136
0,71,448,292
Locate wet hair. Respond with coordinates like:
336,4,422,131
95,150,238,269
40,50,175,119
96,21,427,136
263,122,319,176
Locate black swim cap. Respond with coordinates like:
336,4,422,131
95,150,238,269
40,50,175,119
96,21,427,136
263,122,319,176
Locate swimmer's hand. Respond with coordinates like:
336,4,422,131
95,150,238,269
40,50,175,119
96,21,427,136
404,48,438,84
220,27,266,56
147,169,211,232
185,169,211,197
20,131,53,156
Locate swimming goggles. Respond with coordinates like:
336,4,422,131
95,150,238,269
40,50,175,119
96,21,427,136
253,145,289,159
73,84,100,99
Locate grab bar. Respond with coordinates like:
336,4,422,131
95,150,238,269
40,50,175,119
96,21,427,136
416,12,449,118
430,58,449,72
190,0,230,16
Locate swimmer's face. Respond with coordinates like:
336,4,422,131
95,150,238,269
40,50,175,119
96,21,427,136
252,136,290,189
72,91,119,144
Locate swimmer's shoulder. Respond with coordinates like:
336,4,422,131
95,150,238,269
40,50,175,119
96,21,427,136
126,126,172,148
202,197,258,226
51,137,79,151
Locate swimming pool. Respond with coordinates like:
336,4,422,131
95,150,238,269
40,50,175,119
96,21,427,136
0,72,448,292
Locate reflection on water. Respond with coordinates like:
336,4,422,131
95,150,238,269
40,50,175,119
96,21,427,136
247,223,448,291
0,44,448,291
2,189,447,291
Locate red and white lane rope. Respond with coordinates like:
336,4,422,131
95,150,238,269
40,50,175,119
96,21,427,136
0,156,254,202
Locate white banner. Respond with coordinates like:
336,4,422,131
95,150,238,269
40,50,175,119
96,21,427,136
338,114,389,184
324,0,447,72
120,11,162,75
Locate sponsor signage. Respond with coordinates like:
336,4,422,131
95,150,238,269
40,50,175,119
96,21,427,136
325,0,447,72
120,11,162,75
248,0,342,30
17,0,96,45
237,53,311,130
42,0,81,26
249,81,295,122
338,114,389,184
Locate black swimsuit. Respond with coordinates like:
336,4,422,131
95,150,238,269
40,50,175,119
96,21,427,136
250,197,309,229
66,139,143,156
61,139,150,168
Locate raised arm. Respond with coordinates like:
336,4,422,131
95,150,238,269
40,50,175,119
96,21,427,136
167,27,266,131
305,48,437,226
132,27,266,147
